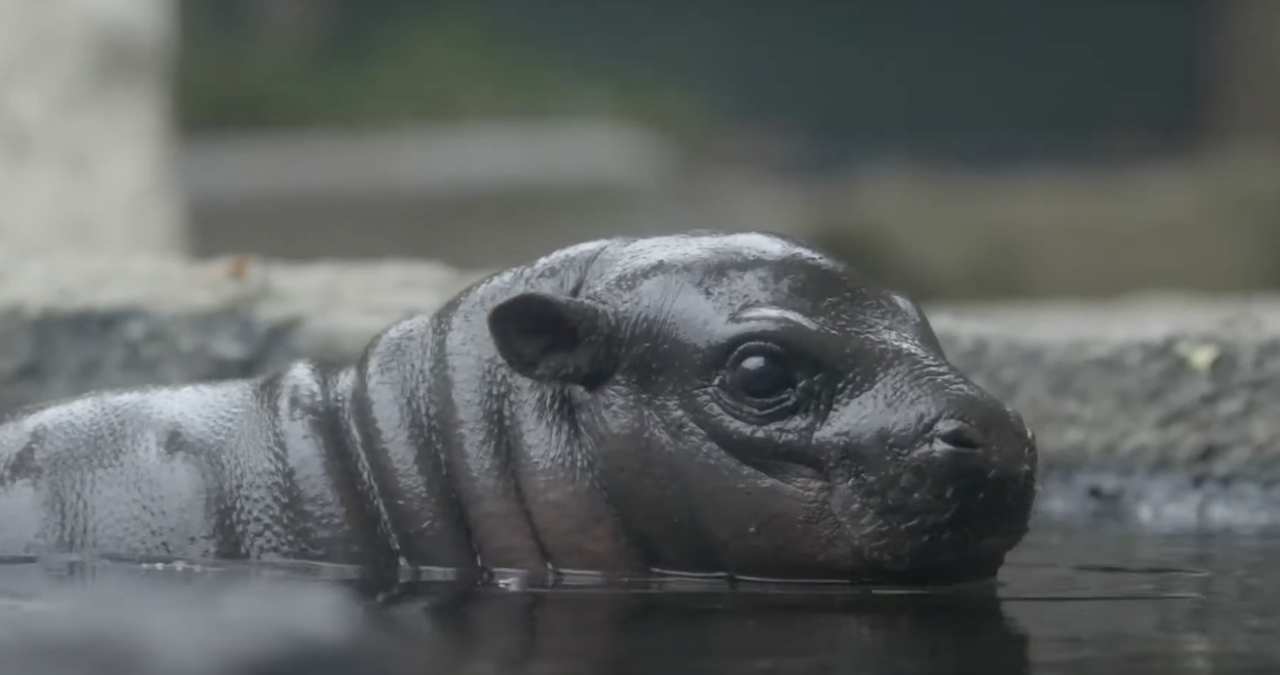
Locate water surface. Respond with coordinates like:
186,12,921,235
0,522,1274,675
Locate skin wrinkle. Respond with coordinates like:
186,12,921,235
338,356,406,565
286,372,368,562
496,383,553,575
328,369,405,567
355,338,430,556
422,304,482,568
471,360,546,572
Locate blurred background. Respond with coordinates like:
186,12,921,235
6,0,1280,302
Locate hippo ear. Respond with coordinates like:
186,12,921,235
487,292,615,388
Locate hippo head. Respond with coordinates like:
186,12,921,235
486,232,1038,585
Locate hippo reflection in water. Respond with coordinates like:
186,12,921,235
0,231,1038,585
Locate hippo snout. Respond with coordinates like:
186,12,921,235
916,407,1039,529
825,388,1040,583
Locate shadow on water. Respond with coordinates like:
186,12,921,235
0,523,1274,675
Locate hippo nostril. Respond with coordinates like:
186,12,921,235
933,419,984,452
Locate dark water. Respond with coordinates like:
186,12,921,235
0,522,1275,675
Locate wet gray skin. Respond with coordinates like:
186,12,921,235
0,231,1038,585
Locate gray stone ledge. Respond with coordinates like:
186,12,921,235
2,253,1279,531
930,294,1280,531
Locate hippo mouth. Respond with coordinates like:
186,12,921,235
827,456,1037,585
729,453,1027,585
734,443,1034,585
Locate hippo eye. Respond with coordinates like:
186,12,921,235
725,343,796,403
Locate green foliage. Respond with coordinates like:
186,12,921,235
175,5,714,137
